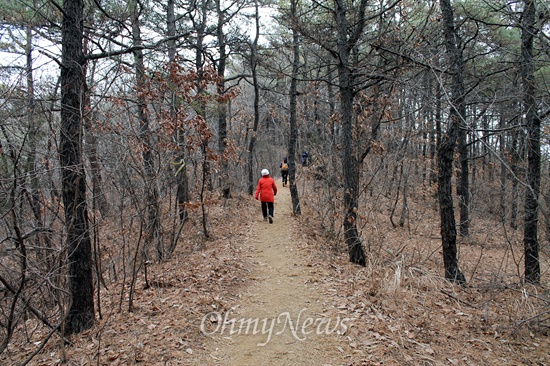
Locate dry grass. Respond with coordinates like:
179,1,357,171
296,182,550,365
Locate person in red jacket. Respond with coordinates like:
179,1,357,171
254,169,278,223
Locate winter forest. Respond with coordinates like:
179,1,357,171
1,0,550,364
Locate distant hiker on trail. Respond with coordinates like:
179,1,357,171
280,158,289,187
301,150,309,167
254,169,278,224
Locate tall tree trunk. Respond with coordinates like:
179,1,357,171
499,105,507,225
195,0,213,192
510,126,520,230
438,0,466,284
166,0,188,258
521,0,540,284
421,77,429,185
334,0,368,266
25,26,56,282
399,170,409,227
81,18,108,217
60,0,95,334
247,0,260,196
167,0,189,226
216,0,231,199
340,83,365,266
82,40,105,317
288,0,301,214
81,30,108,217
25,28,49,256
83,83,107,216
458,117,469,236
327,67,336,142
449,6,469,237
131,0,162,261
432,78,442,188
427,74,437,186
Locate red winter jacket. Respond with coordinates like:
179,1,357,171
254,176,277,202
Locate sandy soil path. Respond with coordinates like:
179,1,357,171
203,185,346,365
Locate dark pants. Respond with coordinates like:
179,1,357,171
261,201,274,218
281,170,288,185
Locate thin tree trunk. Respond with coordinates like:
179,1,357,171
216,0,230,199
499,105,507,225
200,140,210,238
167,0,189,232
195,0,213,192
438,0,466,284
327,67,336,142
166,0,189,257
81,31,108,217
510,126,520,230
131,0,162,261
421,77,429,186
0,175,27,352
521,0,540,284
83,90,107,216
288,0,301,215
399,170,408,228
436,82,442,160
247,0,260,196
428,84,436,185
82,54,105,318
60,0,95,333
25,28,52,262
458,117,469,237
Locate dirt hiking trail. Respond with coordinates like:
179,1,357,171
204,185,346,365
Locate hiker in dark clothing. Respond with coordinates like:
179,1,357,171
280,158,289,186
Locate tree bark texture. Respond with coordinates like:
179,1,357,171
438,0,466,284
60,0,95,334
247,0,260,196
335,0,367,266
288,0,301,215
521,0,540,284
216,0,231,199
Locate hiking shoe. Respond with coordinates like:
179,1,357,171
268,215,273,224
264,217,268,222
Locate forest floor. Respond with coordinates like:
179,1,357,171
3,181,550,365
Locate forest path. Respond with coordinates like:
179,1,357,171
204,183,345,365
